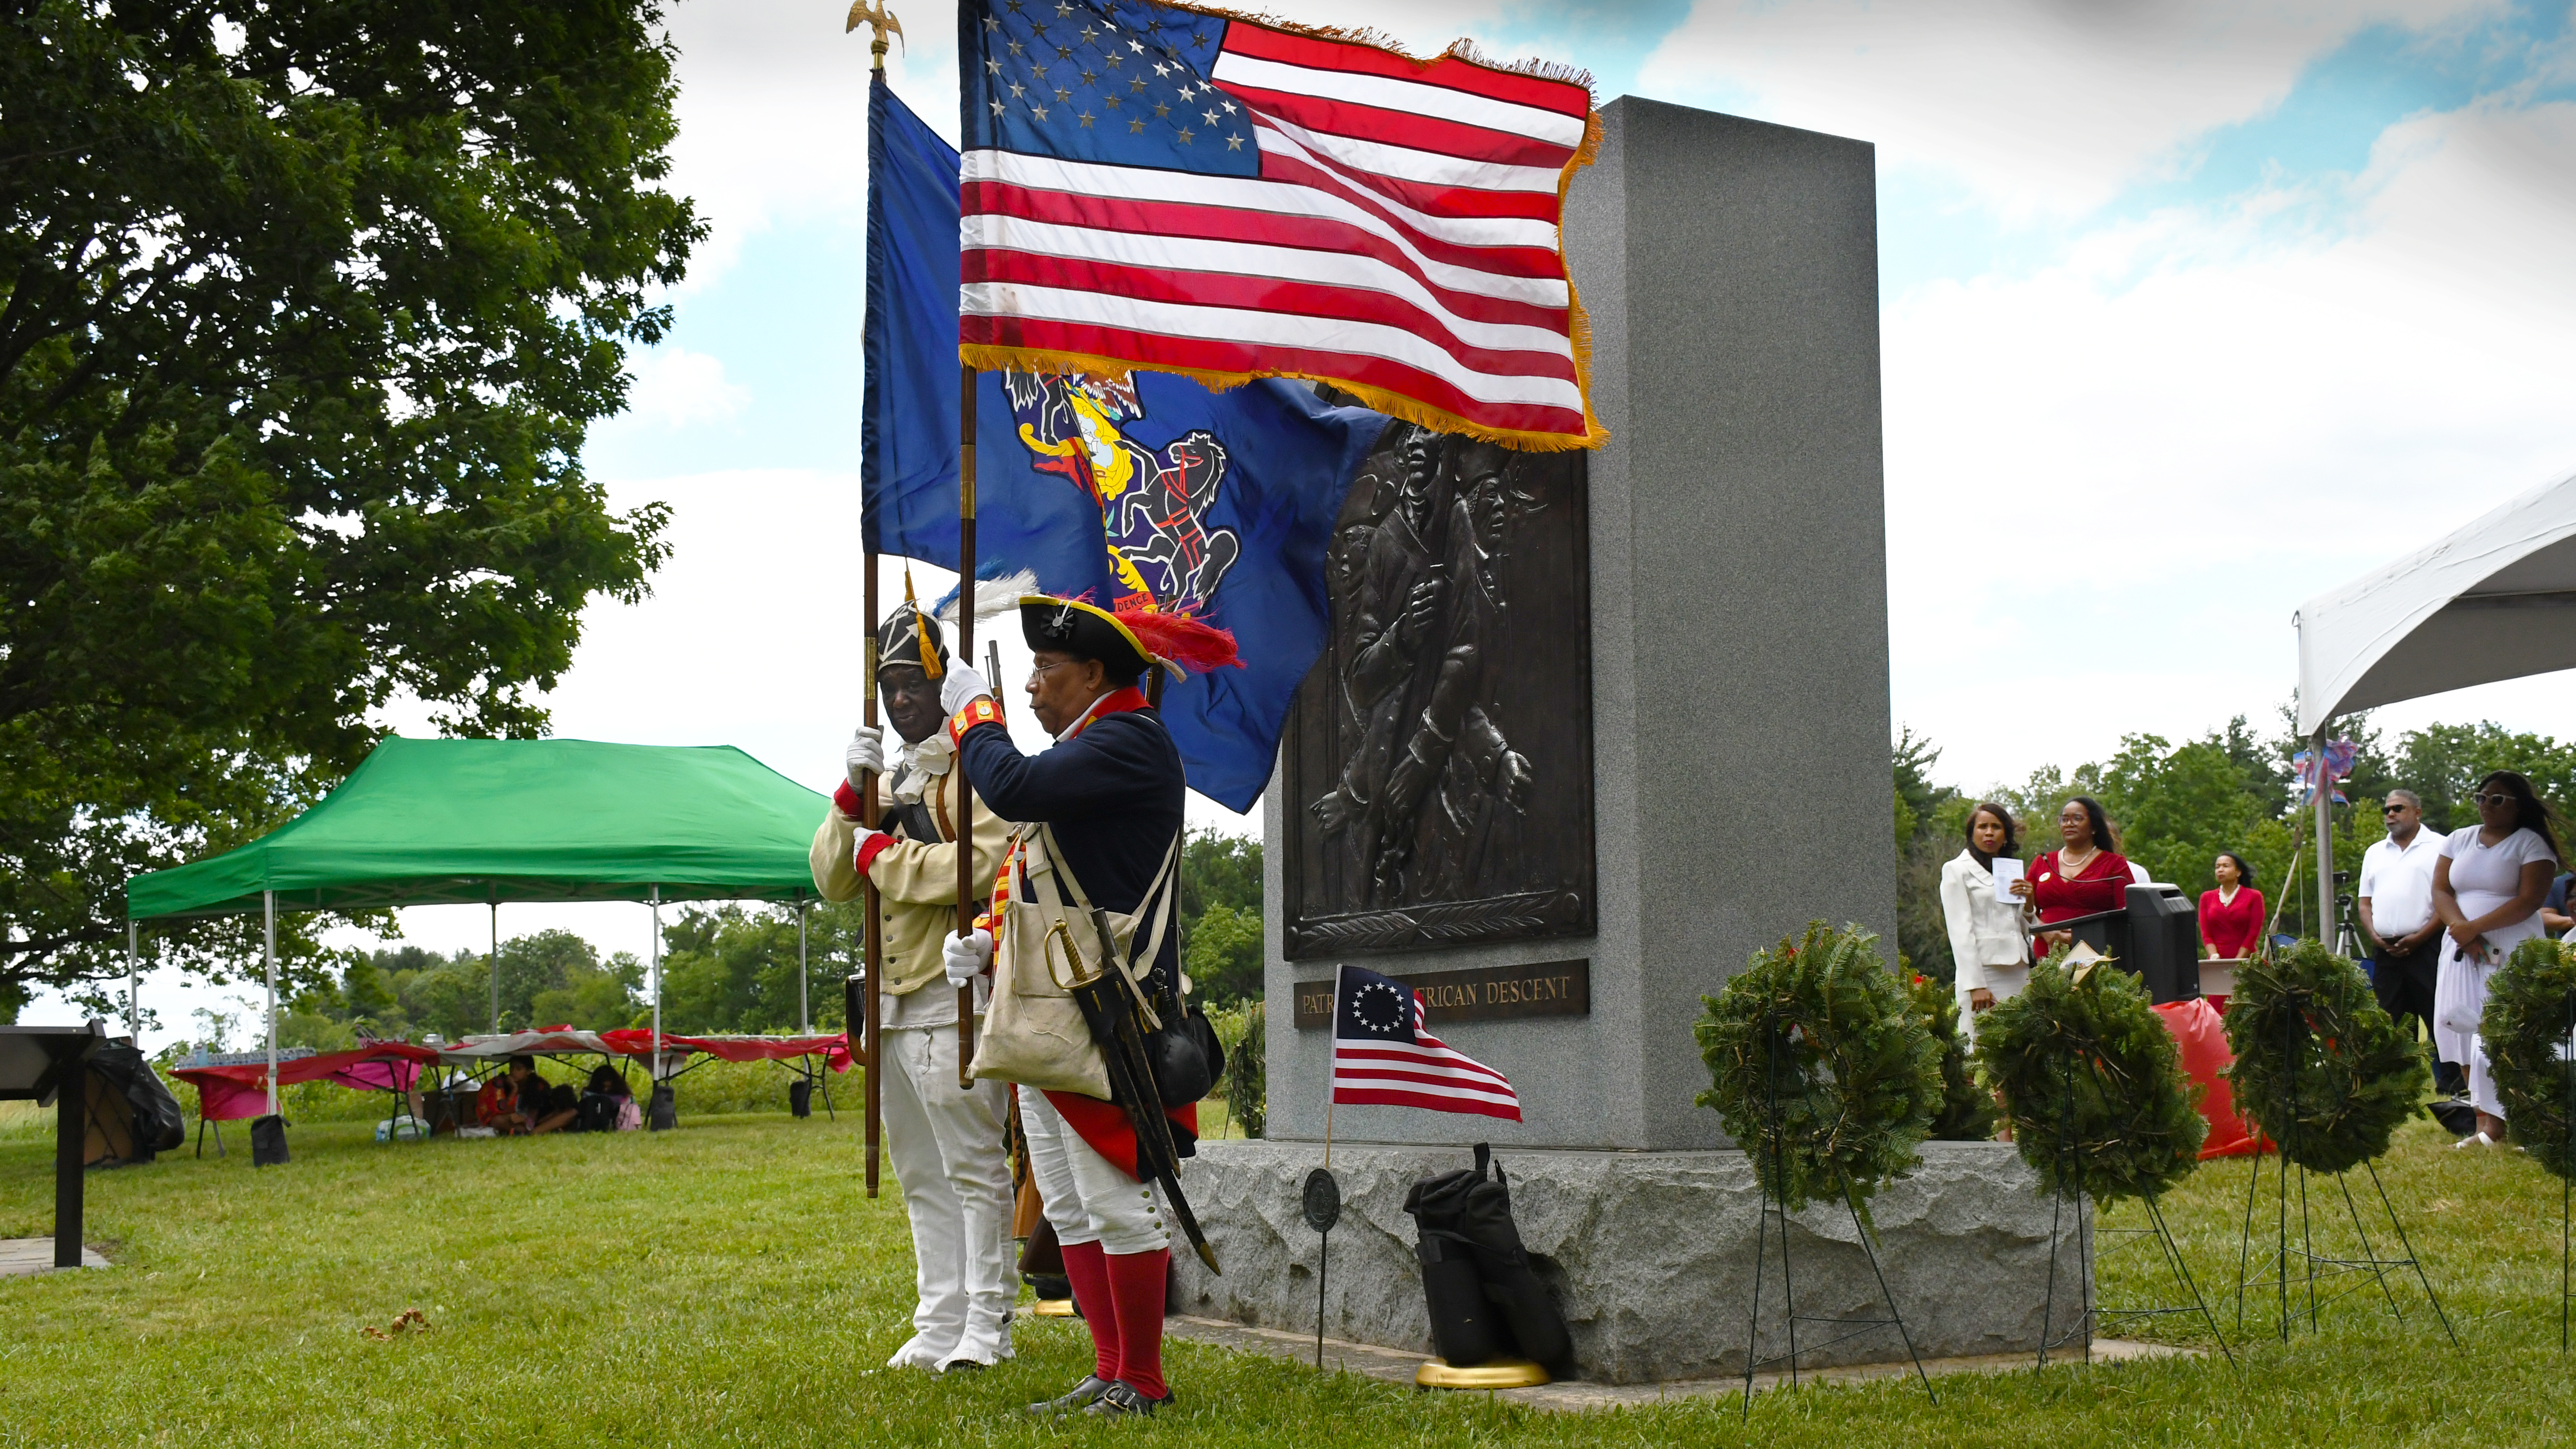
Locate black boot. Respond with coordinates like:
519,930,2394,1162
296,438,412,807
1082,1382,1173,1417
1023,1375,1112,1416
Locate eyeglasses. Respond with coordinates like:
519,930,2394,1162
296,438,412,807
2476,792,2517,808
2383,805,2409,815
1027,661,1074,687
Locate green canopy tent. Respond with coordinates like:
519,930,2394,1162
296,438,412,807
126,737,832,1119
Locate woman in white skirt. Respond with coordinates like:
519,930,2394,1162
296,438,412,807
1939,802,2032,1048
2431,770,2561,1147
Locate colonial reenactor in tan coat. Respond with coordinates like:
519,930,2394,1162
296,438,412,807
811,601,1016,1372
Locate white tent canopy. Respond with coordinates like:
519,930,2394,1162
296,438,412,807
2292,464,2576,929
2297,466,2576,737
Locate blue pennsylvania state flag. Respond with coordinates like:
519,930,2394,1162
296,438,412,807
861,74,1389,811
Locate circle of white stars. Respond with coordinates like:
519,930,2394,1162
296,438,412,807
1351,981,1408,1036
979,0,1245,150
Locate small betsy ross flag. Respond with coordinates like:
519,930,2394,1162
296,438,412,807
956,0,1602,451
1331,963,1521,1121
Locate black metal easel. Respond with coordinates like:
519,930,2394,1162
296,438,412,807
2231,999,2455,1345
1739,1013,1934,1413
2035,1055,2235,1370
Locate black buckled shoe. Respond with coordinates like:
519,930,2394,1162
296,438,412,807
1081,1381,1172,1418
1023,1375,1113,1416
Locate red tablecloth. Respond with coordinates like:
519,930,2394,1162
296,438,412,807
171,1043,441,1121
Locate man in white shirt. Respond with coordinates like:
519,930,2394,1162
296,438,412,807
2357,789,2463,1096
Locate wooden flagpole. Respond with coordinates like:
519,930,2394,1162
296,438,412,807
861,555,884,1196
852,6,899,1198
956,362,980,1089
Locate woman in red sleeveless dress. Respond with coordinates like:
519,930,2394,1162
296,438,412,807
2010,797,2131,957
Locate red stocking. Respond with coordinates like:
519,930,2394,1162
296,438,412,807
1103,1247,1171,1399
1057,1238,1121,1383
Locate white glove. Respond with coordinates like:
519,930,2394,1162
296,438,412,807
939,663,991,716
844,727,885,790
942,929,994,989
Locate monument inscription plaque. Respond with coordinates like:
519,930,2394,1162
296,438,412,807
1288,959,1591,1029
1281,423,1595,958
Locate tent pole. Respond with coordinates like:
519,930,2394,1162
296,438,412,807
955,363,979,1091
263,890,278,1118
651,886,663,1078
126,920,139,1040
489,893,500,1034
2315,727,2334,942
798,900,811,1036
863,551,885,1198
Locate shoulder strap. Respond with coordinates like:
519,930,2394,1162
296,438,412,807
1036,823,1184,1010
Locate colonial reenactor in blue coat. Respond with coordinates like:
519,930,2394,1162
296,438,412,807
935,595,1234,1418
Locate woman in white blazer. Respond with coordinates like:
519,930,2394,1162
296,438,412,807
1940,802,2032,1046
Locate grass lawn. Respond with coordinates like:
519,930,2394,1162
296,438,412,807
3,1108,2573,1447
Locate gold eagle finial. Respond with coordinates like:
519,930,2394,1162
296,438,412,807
845,1,903,70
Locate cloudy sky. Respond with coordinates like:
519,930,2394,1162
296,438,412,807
59,0,2576,1043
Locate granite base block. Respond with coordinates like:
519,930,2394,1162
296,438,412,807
1170,1139,2072,1385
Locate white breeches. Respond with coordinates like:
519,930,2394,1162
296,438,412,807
879,1022,1015,1366
1020,1087,1172,1257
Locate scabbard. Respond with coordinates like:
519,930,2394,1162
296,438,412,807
1067,974,1221,1273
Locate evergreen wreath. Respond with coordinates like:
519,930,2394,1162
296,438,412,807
1908,972,2000,1141
2484,937,2576,1180
1695,922,1944,1214
1974,949,2205,1203
2223,938,2426,1175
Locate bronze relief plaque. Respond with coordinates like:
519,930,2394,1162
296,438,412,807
1282,424,1595,957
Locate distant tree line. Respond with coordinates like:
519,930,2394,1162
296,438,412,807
1895,711,2576,983
252,828,1267,1047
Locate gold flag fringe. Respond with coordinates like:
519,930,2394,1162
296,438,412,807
960,343,1605,453
1148,0,1599,108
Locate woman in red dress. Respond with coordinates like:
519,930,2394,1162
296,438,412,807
2198,852,2266,961
2008,797,2131,955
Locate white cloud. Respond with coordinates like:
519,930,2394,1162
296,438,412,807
655,0,942,283
1882,96,2576,787
1639,0,2502,222
623,346,751,428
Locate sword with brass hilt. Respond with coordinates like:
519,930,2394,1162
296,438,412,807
1040,896,1220,1273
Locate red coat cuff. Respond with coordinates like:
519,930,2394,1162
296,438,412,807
832,779,864,820
945,696,1004,747
855,831,896,879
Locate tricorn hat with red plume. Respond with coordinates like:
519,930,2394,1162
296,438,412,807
1020,594,1241,682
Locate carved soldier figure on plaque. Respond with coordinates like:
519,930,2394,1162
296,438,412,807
1285,424,1593,955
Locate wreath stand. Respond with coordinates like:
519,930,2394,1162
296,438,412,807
2033,1055,2235,1371
2230,1003,2455,1345
1738,1012,1935,1413
2558,1007,2574,1352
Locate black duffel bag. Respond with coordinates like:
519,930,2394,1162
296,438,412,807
1146,994,1225,1108
1403,1143,1575,1377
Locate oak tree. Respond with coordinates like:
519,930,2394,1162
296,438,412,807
0,0,701,1014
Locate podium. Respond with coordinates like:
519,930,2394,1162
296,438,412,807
0,1023,107,1270
2041,885,2203,1004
